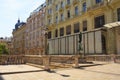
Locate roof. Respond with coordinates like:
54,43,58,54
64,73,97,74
30,3,46,16
104,22,120,28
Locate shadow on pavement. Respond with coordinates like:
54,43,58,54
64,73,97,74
76,64,120,76
76,64,105,69
84,69,120,76
0,76,4,80
0,70,45,75
46,70,70,77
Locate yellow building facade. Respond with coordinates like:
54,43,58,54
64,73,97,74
46,0,120,55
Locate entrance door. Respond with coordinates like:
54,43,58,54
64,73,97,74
116,27,120,54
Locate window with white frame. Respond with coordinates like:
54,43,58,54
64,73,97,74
56,5,59,11
75,6,79,15
56,16,58,23
48,8,52,14
48,0,52,5
67,0,70,4
82,2,86,12
61,1,64,8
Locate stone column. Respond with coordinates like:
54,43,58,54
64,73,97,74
110,54,116,63
74,55,79,68
107,28,116,54
43,56,50,71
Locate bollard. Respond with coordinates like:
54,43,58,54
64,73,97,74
43,56,50,71
74,55,79,68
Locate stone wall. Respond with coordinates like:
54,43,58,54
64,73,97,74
0,55,25,65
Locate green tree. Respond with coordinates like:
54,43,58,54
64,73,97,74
0,44,8,55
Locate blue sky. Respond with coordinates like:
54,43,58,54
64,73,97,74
0,0,45,37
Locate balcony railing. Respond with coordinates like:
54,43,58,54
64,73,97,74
59,7,64,12
47,14,52,18
73,0,79,5
65,4,71,9
92,2,104,10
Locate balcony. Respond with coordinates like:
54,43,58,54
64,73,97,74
55,11,58,15
47,14,52,18
65,4,71,9
73,0,79,5
72,14,79,18
92,2,104,10
87,7,91,11
59,7,64,12
59,19,64,23
65,17,71,21
81,10,88,15
46,23,55,28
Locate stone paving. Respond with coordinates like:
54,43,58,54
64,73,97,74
0,63,120,80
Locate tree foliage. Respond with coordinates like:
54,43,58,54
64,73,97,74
0,44,8,55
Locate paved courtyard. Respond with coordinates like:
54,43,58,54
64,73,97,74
0,63,120,80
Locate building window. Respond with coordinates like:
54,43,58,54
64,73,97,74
82,2,86,12
75,6,79,16
56,16,58,23
66,25,71,35
61,13,64,21
48,10,50,14
117,8,120,21
74,22,80,33
61,1,64,8
56,5,58,11
67,10,70,18
96,0,102,4
67,0,70,4
55,29,58,37
83,20,87,31
60,27,64,36
94,15,105,28
48,0,52,5
48,19,51,24
48,31,51,39
48,8,52,14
